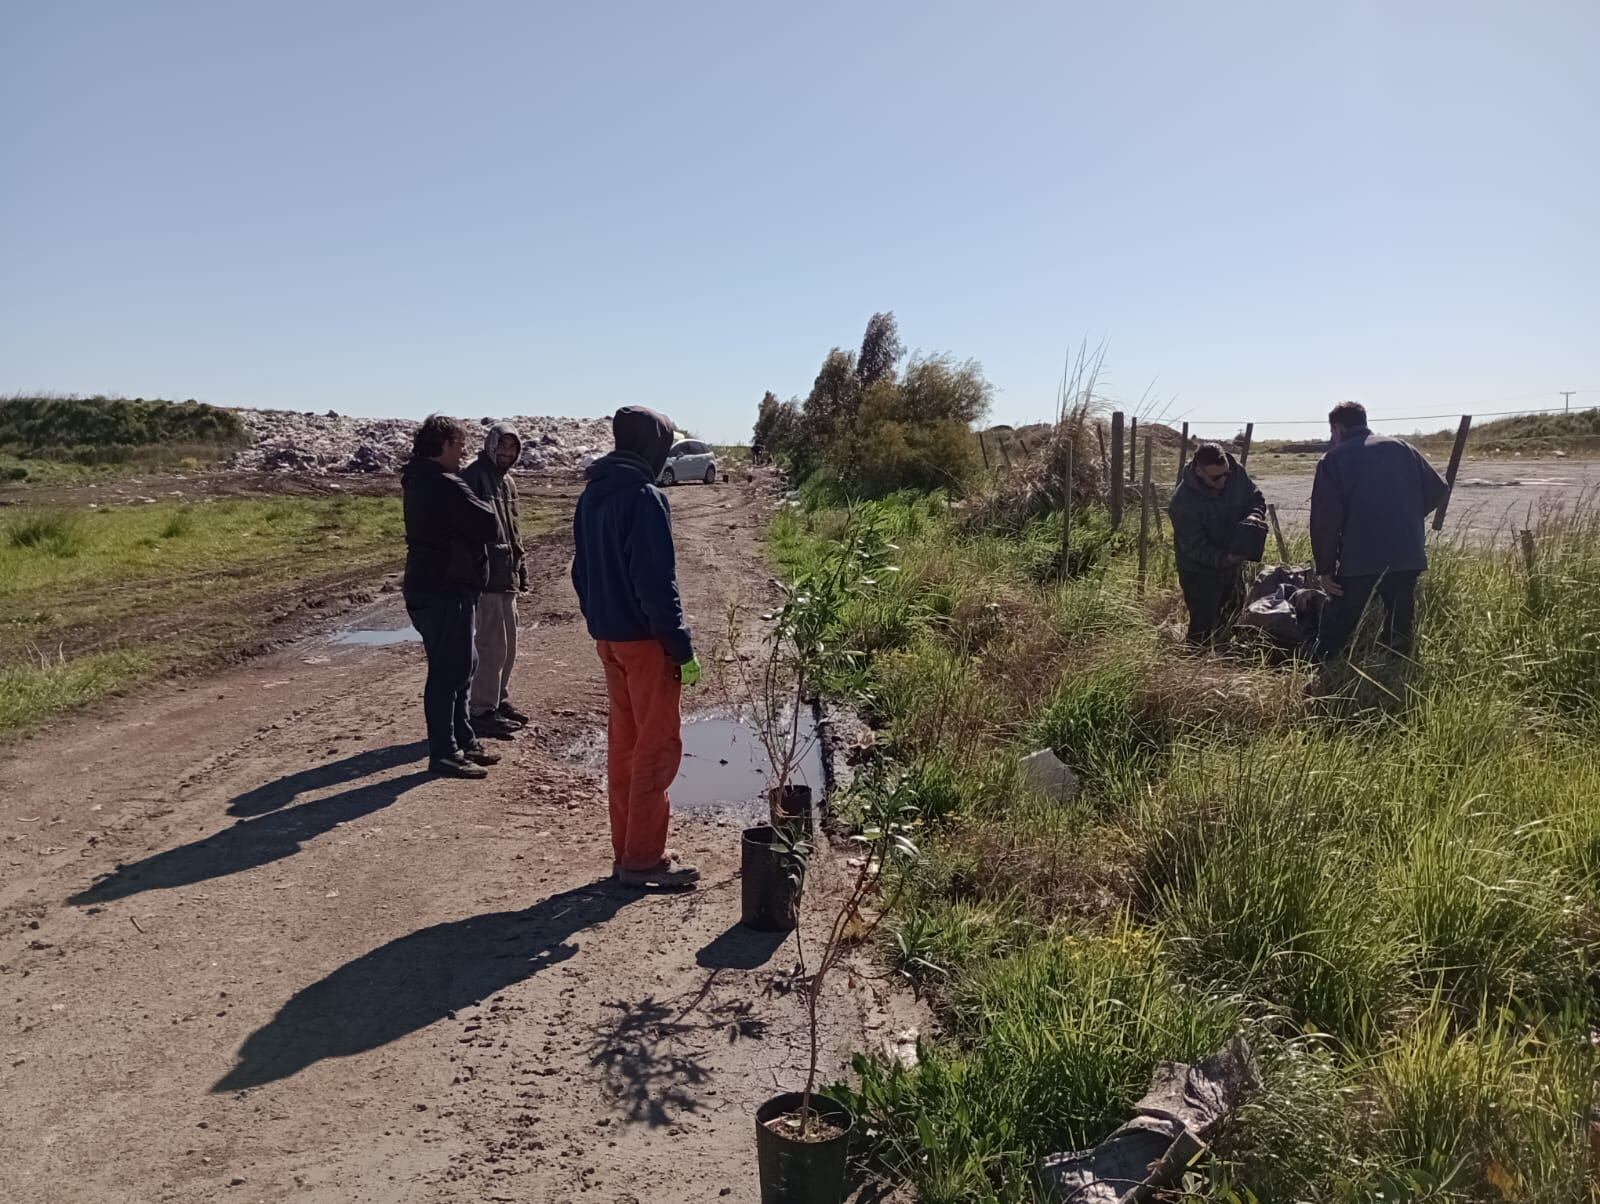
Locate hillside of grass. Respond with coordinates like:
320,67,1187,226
777,483,1600,1202
1406,407,1600,457
0,394,250,480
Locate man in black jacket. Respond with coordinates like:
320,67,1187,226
1167,442,1268,645
1310,402,1449,660
401,414,504,778
572,406,701,889
461,422,530,738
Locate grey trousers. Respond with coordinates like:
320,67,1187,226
470,591,518,716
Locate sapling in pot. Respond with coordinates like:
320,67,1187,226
752,769,923,1204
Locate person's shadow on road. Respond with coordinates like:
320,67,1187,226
68,771,432,906
213,881,637,1092
227,742,428,817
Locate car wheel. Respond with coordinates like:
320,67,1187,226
703,464,716,485
662,466,676,485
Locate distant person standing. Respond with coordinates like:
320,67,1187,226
401,414,503,778
1310,401,1449,660
461,422,531,739
1167,442,1268,645
572,406,702,889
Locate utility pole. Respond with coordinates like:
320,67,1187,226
1561,390,1575,413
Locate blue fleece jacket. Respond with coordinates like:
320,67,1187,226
1310,428,1449,578
571,450,694,664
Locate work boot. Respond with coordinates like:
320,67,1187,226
616,855,701,890
429,755,489,780
471,711,522,740
461,743,502,766
498,700,532,725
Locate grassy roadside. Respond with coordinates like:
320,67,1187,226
0,496,408,735
776,484,1600,1201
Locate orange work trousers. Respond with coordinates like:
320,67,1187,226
596,639,683,872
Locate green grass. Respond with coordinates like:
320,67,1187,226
0,495,413,735
0,650,158,732
776,488,1600,1202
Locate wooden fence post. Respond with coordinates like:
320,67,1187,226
1239,422,1255,467
1176,421,1189,486
1128,417,1138,483
1060,440,1073,571
1520,527,1540,611
1110,412,1125,527
1432,415,1473,531
1137,436,1154,596
1096,424,1108,475
978,431,990,470
1268,504,1289,563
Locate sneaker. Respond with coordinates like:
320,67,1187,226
461,743,502,766
498,700,532,725
429,755,489,780
615,856,701,889
471,712,522,740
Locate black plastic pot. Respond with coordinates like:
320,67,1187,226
741,824,802,931
769,784,813,834
755,1091,854,1204
1230,519,1268,562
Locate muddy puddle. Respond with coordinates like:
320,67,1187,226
674,712,827,820
569,709,826,822
329,625,421,646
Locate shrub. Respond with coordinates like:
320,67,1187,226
159,508,195,539
5,509,87,557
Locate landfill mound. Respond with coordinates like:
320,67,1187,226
230,408,614,474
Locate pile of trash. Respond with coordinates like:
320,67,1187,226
1234,564,1327,651
230,408,614,475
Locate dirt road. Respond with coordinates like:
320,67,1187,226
0,476,899,1203
1253,456,1599,541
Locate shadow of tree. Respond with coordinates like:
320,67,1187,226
215,880,635,1092
586,984,768,1127
227,741,428,817
70,771,433,906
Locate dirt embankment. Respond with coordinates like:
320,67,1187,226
0,473,909,1204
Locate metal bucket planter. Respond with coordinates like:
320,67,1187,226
769,783,813,835
740,824,802,931
755,1091,854,1204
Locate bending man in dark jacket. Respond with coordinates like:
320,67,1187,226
461,422,530,738
401,414,503,779
572,406,701,889
1167,443,1268,645
1310,401,1448,660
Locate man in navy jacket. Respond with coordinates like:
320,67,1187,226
1310,401,1449,660
572,407,701,889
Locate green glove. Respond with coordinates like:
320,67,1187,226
678,656,702,687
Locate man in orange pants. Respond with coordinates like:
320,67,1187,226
572,407,702,889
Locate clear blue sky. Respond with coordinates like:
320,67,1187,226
3,1,1595,442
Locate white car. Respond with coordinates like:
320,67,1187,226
659,440,718,485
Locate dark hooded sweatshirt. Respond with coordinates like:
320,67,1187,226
401,457,500,596
571,406,694,664
1166,453,1267,575
460,422,527,593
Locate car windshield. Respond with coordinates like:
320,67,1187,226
670,441,710,456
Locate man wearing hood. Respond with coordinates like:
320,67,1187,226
572,406,702,889
461,422,531,738
1167,442,1268,645
401,414,504,778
